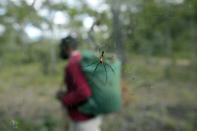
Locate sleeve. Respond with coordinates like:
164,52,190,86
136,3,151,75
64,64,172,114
62,61,92,108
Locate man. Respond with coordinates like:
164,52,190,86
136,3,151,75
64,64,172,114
56,36,102,131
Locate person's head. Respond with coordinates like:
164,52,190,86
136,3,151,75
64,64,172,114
59,35,78,60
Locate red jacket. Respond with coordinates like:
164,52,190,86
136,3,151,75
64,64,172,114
62,52,94,121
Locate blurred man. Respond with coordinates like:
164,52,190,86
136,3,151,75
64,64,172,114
56,36,102,131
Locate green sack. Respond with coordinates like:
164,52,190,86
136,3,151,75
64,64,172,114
80,51,122,115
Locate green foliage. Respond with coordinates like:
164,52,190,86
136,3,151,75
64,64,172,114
122,0,197,57
0,0,196,65
0,0,197,130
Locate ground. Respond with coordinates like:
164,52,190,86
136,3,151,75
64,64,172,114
0,56,196,131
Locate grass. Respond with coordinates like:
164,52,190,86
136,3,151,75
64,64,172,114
0,56,197,131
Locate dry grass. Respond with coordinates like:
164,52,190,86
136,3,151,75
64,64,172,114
0,56,197,131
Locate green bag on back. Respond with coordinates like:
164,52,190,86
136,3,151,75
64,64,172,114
80,51,122,115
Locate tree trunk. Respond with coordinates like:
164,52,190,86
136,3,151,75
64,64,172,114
190,18,197,80
50,26,57,73
111,0,127,65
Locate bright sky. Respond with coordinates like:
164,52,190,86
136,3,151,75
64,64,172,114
25,24,42,39
53,11,69,25
5,0,183,40
166,0,184,4
83,16,95,29
24,0,106,40
86,0,101,9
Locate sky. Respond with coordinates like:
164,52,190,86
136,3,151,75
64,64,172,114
3,0,184,40
23,0,108,40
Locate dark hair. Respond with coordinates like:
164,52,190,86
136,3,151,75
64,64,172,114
60,35,78,50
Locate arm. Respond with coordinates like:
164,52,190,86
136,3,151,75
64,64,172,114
62,62,92,108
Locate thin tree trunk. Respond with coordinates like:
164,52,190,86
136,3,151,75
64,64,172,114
49,12,56,73
190,18,197,80
87,22,98,50
50,26,56,73
111,0,127,65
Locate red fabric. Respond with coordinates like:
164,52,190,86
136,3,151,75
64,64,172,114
62,52,94,121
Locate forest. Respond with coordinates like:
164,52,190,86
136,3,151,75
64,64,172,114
0,0,197,130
